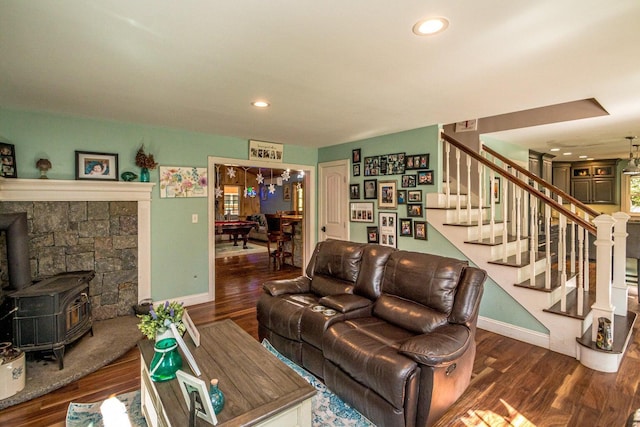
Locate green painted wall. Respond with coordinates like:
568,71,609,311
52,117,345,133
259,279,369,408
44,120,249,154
0,108,317,300
319,126,548,334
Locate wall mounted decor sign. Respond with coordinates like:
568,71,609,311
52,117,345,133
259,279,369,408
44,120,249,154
379,212,397,248
0,142,17,178
249,139,283,163
159,166,208,198
350,202,374,222
75,151,118,181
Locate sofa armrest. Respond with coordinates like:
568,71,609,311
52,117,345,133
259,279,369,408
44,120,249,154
399,324,472,366
263,276,311,296
320,294,372,313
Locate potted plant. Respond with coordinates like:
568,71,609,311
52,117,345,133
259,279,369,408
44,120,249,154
137,300,186,382
135,144,158,182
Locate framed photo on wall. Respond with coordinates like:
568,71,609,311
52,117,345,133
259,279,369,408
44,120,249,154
364,179,377,199
401,174,416,188
418,170,434,185
350,183,360,199
492,177,501,203
399,218,413,237
352,163,361,176
397,190,407,205
379,211,397,248
352,148,361,163
377,180,397,209
407,190,422,203
75,151,119,181
0,142,17,178
350,202,374,222
407,203,423,217
414,221,427,240
367,226,379,243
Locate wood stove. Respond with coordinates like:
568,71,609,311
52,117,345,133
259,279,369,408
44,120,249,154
10,270,94,370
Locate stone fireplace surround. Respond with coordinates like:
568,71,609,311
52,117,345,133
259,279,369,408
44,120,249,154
0,178,153,320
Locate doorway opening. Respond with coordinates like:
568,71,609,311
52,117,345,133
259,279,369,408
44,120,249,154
207,156,316,301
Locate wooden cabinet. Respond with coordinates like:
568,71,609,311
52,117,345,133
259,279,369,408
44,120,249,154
569,159,618,204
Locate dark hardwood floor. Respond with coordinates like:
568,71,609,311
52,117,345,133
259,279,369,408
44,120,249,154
1,251,639,426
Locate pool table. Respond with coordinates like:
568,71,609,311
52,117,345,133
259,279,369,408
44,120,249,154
215,220,258,249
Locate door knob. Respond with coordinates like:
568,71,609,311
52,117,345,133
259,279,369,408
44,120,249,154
321,226,326,232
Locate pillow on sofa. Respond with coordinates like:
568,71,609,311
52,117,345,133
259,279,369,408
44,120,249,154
249,214,266,227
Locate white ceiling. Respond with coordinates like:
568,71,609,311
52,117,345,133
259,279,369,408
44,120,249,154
1,1,640,162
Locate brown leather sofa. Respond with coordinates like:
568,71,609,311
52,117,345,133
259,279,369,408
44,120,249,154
257,239,486,427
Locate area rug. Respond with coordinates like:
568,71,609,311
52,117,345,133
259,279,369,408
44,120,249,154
0,315,142,410
214,241,267,258
66,390,146,427
262,339,376,427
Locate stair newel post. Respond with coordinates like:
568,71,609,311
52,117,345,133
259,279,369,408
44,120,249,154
591,214,616,343
455,146,461,221
570,204,576,275
502,165,509,262
489,168,496,244
559,210,568,312
445,139,451,209
612,212,630,316
466,154,472,224
544,188,552,290
583,211,590,292
477,161,484,241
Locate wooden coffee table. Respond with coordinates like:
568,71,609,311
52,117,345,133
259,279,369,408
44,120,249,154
139,319,315,426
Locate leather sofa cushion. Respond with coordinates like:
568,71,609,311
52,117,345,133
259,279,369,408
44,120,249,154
354,244,396,300
311,240,366,286
257,293,320,340
374,294,448,334
382,251,467,316
323,318,417,409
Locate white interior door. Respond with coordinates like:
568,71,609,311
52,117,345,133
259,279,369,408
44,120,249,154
318,160,349,241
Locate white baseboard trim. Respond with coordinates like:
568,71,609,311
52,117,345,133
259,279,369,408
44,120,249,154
478,316,550,349
155,292,212,309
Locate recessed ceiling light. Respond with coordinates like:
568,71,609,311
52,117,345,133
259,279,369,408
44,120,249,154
251,101,270,108
563,152,572,156
550,148,560,152
587,158,594,161
579,155,588,159
412,17,449,36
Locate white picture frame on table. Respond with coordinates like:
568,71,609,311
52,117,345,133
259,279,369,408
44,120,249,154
176,370,218,425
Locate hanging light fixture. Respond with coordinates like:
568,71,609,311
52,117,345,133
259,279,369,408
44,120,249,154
623,136,640,175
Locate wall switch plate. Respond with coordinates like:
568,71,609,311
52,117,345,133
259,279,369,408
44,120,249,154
192,214,198,223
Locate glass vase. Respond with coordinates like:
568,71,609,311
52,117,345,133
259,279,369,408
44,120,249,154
149,338,182,382
140,167,150,182
209,379,225,414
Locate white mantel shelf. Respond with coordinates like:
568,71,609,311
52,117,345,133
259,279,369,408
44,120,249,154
0,177,155,301
0,178,154,202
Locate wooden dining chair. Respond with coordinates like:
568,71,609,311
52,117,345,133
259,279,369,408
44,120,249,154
265,214,293,269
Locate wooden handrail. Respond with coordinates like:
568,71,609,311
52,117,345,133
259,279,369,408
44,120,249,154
481,144,600,219
441,133,596,234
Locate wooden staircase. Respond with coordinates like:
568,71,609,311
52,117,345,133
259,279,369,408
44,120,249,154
429,133,636,373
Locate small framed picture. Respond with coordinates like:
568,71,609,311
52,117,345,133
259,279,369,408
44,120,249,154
350,202,374,222
407,190,422,203
414,221,428,240
400,218,413,237
418,170,434,185
0,142,17,178
364,179,377,199
397,190,407,205
75,151,119,181
353,163,361,176
364,156,380,176
401,174,416,188
283,183,292,201
405,154,429,170
176,370,218,425
407,203,423,217
379,212,397,248
378,180,397,209
367,226,379,243
492,177,501,204
352,148,361,163
350,183,361,200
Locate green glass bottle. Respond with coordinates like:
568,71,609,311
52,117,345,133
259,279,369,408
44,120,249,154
209,378,225,414
149,338,182,382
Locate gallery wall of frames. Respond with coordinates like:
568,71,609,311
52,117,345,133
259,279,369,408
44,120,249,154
349,148,433,248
